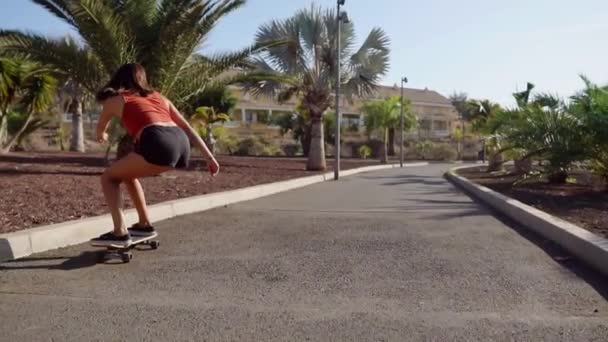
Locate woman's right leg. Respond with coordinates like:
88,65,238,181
101,153,170,236
124,178,151,227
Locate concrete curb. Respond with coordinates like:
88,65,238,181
0,162,428,262
445,165,608,277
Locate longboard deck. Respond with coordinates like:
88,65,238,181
91,235,160,263
90,235,157,248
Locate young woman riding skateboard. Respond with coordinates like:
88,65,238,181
92,63,220,247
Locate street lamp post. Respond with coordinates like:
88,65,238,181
399,77,408,168
334,0,348,180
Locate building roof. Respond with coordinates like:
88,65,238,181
373,85,453,106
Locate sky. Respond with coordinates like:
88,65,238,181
1,0,607,107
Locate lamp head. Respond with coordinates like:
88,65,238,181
340,11,350,23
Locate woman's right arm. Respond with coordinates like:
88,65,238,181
166,99,219,175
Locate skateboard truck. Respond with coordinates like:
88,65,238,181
93,236,160,264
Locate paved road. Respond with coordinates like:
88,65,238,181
1,164,607,341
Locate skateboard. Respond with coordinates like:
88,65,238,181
91,235,160,263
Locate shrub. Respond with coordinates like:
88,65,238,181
235,136,282,156
358,145,372,159
414,141,435,160
282,144,300,157
429,143,458,161
235,137,262,156
214,130,238,155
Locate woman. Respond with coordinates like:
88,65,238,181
92,63,220,247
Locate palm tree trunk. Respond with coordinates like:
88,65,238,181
1,112,33,154
306,115,326,171
69,98,85,152
381,128,388,164
388,127,395,156
205,128,216,155
0,114,8,146
300,123,311,157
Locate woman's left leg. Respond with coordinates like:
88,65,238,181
101,152,171,236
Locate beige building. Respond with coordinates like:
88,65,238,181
225,84,459,141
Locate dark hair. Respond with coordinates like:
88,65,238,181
96,63,154,102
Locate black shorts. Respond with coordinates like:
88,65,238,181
134,125,191,168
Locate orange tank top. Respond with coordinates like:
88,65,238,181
120,91,173,137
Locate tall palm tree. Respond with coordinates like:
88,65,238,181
241,5,390,170
362,96,415,164
0,0,266,152
0,57,57,154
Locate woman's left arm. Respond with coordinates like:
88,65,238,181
96,96,121,142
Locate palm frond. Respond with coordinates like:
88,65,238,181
30,0,76,27
20,68,57,113
67,0,137,72
0,31,105,93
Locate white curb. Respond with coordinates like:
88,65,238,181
446,165,608,277
0,162,428,262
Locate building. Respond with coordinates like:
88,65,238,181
225,84,459,141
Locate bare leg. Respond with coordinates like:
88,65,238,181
101,153,170,235
124,179,151,226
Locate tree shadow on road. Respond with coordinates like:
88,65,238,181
369,190,608,300
486,209,608,300
0,251,99,271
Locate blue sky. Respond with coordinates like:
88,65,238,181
1,0,607,106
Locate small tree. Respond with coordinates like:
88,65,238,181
190,106,230,154
363,96,416,164
271,102,311,157
0,58,56,154
570,76,608,184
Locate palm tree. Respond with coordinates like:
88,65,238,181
190,106,231,154
362,96,416,164
0,0,266,153
241,5,390,170
0,57,57,154
467,99,505,171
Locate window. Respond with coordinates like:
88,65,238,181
419,119,431,130
342,114,361,132
434,120,448,131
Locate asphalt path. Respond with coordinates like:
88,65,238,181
1,164,606,341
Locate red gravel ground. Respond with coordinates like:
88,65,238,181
458,166,608,240
0,153,376,234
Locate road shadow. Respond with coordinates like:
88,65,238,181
486,207,608,300
0,251,99,271
361,174,439,181
361,174,451,187
0,243,160,271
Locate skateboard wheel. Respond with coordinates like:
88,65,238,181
150,241,159,249
97,252,107,263
121,253,132,263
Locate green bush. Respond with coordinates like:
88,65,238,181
235,137,262,156
358,145,372,159
414,141,435,160
410,141,457,161
428,143,458,161
282,144,300,157
212,126,238,155
235,136,282,156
